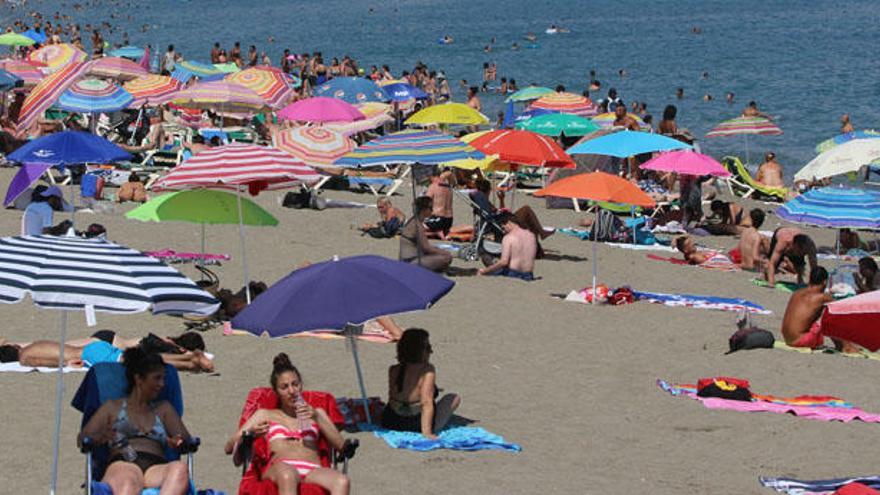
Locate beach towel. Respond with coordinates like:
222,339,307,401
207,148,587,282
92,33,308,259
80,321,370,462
361,425,521,452
751,278,805,292
0,362,86,373
773,341,880,361
647,253,740,271
145,249,231,265
632,290,771,314
324,199,373,209
658,380,880,423
222,321,395,343
760,476,880,495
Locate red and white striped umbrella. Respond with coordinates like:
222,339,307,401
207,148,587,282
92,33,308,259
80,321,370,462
273,126,356,168
528,92,598,117
152,143,320,194
88,56,148,81
705,116,782,138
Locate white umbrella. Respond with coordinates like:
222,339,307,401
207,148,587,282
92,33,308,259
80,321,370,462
794,139,880,182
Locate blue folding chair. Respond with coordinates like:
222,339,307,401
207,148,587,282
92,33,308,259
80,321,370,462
71,363,201,495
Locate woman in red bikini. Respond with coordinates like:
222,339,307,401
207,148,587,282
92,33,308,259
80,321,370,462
226,353,350,495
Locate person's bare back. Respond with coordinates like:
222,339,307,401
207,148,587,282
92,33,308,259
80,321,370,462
756,160,784,187
426,177,453,218
781,286,830,346
737,227,767,270
504,227,537,273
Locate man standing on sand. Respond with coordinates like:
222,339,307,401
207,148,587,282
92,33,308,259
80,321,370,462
478,213,538,281
425,169,454,239
782,267,857,352
736,209,769,270
765,228,818,287
756,152,785,188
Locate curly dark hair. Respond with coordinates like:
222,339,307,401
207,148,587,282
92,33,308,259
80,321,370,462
122,346,165,392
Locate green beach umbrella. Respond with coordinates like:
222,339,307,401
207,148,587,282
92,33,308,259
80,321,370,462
213,62,240,74
0,32,37,47
516,112,600,137
505,86,554,102
126,189,278,226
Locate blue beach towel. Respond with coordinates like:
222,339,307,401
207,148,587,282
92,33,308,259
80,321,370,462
632,290,771,314
363,425,521,452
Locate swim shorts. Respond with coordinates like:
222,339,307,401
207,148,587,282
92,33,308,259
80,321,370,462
792,320,824,349
424,216,453,235
81,340,123,368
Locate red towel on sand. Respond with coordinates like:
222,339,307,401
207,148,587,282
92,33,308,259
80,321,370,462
836,483,880,495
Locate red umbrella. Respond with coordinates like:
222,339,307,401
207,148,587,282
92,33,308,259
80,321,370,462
821,290,880,351
468,129,575,168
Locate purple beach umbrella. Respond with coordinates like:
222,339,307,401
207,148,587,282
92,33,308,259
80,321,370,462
3,162,53,207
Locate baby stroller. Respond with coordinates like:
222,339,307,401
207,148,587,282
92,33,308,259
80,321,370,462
456,189,504,263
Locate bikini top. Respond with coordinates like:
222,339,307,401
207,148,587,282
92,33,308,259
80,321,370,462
267,420,319,443
114,400,168,445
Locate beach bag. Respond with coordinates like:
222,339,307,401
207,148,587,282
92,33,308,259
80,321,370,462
283,189,311,209
725,327,775,355
590,208,623,242
337,397,384,427
80,173,104,200
696,377,752,401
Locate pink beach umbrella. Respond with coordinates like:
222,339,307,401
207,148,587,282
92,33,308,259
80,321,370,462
640,150,731,177
821,291,880,351
88,56,148,81
277,96,365,124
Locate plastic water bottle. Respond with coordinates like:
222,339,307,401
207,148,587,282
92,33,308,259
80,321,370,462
113,432,137,462
294,394,309,431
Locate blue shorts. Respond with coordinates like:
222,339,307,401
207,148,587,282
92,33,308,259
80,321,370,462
492,268,535,281
81,341,123,368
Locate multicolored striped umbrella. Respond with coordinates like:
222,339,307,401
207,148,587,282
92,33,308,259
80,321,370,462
88,56,148,81
777,186,880,230
324,102,393,136
590,112,651,130
172,80,268,114
705,116,782,138
315,77,387,104
273,126,356,168
16,60,91,132
528,92,597,117
56,78,133,113
335,129,484,167
506,86,554,102
0,59,44,87
816,130,880,153
28,43,87,72
152,143,320,193
226,67,294,109
124,74,183,107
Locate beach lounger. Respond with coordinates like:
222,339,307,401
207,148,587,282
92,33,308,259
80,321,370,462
234,387,358,495
71,363,202,495
721,155,788,201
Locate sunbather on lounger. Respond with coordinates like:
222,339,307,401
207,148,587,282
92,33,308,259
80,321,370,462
782,267,858,352
120,113,167,153
766,228,818,288
756,152,785,188
0,330,213,371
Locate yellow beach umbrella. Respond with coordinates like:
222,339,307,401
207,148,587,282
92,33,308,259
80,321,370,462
405,102,489,126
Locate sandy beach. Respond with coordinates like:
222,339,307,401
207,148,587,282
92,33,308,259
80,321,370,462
1,165,877,494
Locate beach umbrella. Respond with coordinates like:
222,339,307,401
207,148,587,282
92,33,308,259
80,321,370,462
640,150,731,177
152,144,319,301
315,76,388,104
705,116,782,163
171,80,268,114
15,60,92,133
405,102,489,126
108,45,145,59
232,254,454,421
213,62,240,74
272,126,356,168
226,67,295,109
56,78,134,114
21,29,47,44
468,129,575,168
816,130,880,154
528,92,597,117
590,111,651,130
277,96,365,123
0,234,219,495
175,60,226,81
7,130,131,166
0,59,44,87
506,86,554,102
323,102,394,136
28,43,88,72
776,186,880,230
567,130,692,158
0,68,23,91
124,74,183,107
534,171,656,303
821,290,880,351
3,163,53,207
516,112,599,137
0,32,36,47
87,56,148,81
795,139,880,182
334,129,484,168
380,81,428,102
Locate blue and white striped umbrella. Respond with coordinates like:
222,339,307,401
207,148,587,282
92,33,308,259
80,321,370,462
334,129,484,168
56,78,134,114
0,235,219,315
777,186,880,230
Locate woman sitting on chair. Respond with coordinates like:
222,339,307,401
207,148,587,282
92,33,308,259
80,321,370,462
78,347,192,495
225,353,351,495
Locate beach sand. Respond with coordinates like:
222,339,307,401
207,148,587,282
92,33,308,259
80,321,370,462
0,167,875,494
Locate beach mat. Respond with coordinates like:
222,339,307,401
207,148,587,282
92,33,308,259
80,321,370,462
658,380,880,423
774,341,880,361
760,476,880,495
752,278,804,293
632,290,771,314
361,424,521,452
646,253,740,271
0,362,86,373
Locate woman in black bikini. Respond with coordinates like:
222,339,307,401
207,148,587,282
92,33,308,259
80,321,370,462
78,347,192,494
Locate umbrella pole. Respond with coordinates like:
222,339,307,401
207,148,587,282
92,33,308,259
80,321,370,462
744,135,750,165
236,188,251,304
345,324,372,424
411,164,421,265
49,311,68,495
631,205,637,244
591,240,598,305
199,223,206,271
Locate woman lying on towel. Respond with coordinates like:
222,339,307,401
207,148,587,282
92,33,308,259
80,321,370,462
78,347,193,495
0,331,214,372
381,329,460,439
673,235,737,268
226,353,351,495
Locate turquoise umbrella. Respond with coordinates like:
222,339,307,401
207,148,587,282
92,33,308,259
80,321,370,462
567,130,692,157
516,112,600,137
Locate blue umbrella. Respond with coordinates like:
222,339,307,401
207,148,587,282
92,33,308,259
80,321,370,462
314,77,388,104
109,45,145,59
22,29,47,44
7,131,131,167
381,82,428,102
0,69,23,91
567,130,692,158
232,255,454,420
777,186,880,230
